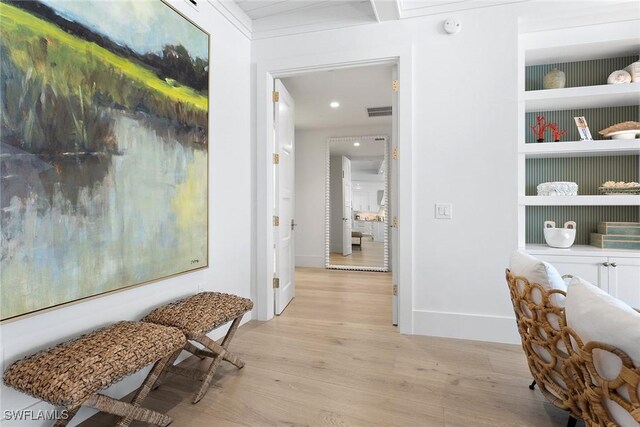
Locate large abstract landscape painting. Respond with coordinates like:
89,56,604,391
0,0,209,320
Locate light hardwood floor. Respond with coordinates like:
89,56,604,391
82,268,578,426
329,239,384,267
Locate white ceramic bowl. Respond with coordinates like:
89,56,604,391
544,227,576,249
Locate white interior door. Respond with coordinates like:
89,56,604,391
274,79,295,315
342,156,353,256
391,65,399,326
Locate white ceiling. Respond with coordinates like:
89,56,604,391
222,0,528,39
281,64,393,130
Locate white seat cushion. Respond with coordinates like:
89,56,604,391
509,250,567,293
566,276,640,427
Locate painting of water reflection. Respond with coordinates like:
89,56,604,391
0,0,209,320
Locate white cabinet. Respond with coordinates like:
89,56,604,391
535,253,640,308
608,257,640,309
353,189,382,213
372,221,386,242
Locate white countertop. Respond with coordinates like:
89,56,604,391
526,244,640,258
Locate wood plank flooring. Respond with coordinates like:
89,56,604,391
81,268,580,427
329,239,384,267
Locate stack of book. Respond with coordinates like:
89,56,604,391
591,222,640,250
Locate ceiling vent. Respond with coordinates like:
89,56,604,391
367,106,392,117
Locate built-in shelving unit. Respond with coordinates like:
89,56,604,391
520,140,640,158
521,195,640,207
518,21,640,250
523,82,640,112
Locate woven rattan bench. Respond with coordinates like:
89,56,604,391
3,321,185,427
142,292,253,403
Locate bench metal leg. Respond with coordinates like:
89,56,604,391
115,355,175,427
151,349,182,391
52,407,78,427
192,316,243,403
84,394,172,427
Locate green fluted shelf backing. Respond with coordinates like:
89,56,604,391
526,206,640,245
525,106,639,143
525,56,639,91
526,155,639,196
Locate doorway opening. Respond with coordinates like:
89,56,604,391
272,63,398,323
256,46,413,333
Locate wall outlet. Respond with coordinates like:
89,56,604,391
435,203,453,219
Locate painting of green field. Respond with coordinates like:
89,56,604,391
0,0,210,320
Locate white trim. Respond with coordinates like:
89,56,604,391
256,44,414,335
412,310,520,345
325,135,389,272
206,0,252,40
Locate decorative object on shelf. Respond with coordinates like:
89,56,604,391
531,116,548,142
574,116,593,140
599,181,640,195
591,233,640,250
598,222,640,236
548,123,568,142
599,121,640,140
543,68,566,89
544,220,576,248
607,70,632,84
537,182,578,196
624,61,640,82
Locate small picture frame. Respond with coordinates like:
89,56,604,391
574,116,593,140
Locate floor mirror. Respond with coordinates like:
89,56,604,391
325,136,389,272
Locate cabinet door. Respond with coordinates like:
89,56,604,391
608,257,640,309
534,255,609,292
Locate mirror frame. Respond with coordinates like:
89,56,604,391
325,135,389,272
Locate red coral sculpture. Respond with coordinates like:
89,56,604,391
531,116,548,142
548,123,568,142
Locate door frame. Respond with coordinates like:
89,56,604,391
325,136,390,272
255,44,414,334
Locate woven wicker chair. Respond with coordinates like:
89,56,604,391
507,269,640,427
505,269,581,426
3,321,185,427
143,292,253,404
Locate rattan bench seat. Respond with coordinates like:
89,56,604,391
143,292,253,338
142,292,253,403
3,321,185,409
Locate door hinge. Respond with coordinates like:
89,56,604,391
392,147,398,160
392,284,398,296
273,215,280,226
392,216,398,227
273,277,280,288
272,91,280,102
273,153,280,164
392,80,399,92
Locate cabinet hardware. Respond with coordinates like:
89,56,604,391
610,262,617,268
602,262,610,267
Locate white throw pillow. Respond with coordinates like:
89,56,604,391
509,250,567,293
566,276,640,427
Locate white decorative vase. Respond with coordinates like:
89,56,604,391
544,221,577,249
543,69,566,89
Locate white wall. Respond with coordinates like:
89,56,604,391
253,2,620,344
0,1,252,425
294,125,391,267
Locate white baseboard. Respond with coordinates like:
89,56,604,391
412,309,520,345
295,255,324,268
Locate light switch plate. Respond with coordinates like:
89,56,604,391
435,203,453,219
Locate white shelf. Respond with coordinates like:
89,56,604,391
520,140,640,158
525,244,640,258
523,82,640,112
520,195,640,206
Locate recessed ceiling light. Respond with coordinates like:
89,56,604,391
353,142,360,147
330,101,340,108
